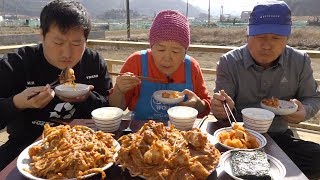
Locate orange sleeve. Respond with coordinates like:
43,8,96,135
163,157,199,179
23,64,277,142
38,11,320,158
120,51,143,111
190,57,211,118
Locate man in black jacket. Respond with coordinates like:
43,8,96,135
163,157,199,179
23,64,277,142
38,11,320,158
0,0,113,170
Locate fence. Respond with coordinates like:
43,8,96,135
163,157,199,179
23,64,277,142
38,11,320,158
0,40,320,85
86,40,320,85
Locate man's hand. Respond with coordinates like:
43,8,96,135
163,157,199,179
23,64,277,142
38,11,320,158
211,90,235,120
57,85,94,103
282,99,306,124
13,84,55,110
179,89,206,114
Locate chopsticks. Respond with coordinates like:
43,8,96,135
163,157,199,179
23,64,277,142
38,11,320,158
222,100,237,127
27,80,61,100
109,72,168,84
197,115,208,128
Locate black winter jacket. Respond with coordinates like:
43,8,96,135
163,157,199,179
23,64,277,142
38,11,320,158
0,44,112,141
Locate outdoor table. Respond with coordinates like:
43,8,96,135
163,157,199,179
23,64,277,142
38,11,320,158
0,118,308,179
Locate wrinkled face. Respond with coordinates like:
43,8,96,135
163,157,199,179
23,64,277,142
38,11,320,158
247,34,288,68
151,41,186,76
41,25,86,70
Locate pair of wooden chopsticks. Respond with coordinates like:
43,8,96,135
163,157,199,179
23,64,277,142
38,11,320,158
109,72,168,84
222,100,237,127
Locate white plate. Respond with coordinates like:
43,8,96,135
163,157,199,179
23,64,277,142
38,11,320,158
219,150,286,180
55,83,90,98
126,132,217,179
153,90,185,104
207,132,217,144
260,100,298,115
213,127,267,150
17,139,120,180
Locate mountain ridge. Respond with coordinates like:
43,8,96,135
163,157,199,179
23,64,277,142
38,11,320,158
0,0,204,18
1,0,319,19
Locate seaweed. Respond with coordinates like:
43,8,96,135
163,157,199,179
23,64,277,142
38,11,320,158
231,150,271,180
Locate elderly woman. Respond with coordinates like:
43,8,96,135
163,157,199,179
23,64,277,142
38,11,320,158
109,10,211,120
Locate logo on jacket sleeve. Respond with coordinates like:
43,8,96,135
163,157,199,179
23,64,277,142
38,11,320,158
49,102,76,119
86,74,98,79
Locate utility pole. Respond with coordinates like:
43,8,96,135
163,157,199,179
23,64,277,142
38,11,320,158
126,0,130,39
186,0,189,18
208,0,211,26
15,0,17,19
2,0,5,18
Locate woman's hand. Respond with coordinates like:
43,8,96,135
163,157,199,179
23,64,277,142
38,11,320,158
109,72,141,109
282,99,306,124
113,72,141,94
211,90,234,120
13,84,55,110
179,89,206,114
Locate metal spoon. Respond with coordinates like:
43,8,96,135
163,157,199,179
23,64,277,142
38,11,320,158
122,112,135,134
197,115,209,128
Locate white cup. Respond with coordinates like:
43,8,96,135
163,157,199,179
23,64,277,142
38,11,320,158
91,107,123,132
241,108,275,133
167,106,198,130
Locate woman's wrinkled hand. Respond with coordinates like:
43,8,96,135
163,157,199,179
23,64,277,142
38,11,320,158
178,89,206,114
113,72,141,94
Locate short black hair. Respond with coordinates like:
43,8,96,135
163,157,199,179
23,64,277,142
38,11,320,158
40,0,91,39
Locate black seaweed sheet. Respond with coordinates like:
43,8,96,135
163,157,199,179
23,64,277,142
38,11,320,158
231,150,271,180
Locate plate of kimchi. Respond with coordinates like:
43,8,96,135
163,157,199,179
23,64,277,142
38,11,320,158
260,97,298,115
17,124,120,180
116,120,221,180
213,123,267,150
153,90,185,104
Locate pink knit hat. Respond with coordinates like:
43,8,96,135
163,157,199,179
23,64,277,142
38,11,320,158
149,10,190,50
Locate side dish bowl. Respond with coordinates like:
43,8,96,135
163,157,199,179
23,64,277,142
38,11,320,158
55,83,90,98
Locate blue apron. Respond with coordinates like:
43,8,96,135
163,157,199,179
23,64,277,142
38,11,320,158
133,50,193,121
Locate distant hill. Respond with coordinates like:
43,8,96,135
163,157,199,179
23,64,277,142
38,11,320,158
0,0,204,18
283,0,320,16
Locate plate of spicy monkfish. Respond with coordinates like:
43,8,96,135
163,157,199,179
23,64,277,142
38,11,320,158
116,120,221,180
17,124,120,180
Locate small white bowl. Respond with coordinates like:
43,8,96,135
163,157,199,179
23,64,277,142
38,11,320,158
167,106,198,130
241,108,275,133
55,83,90,98
153,90,185,104
91,107,123,132
213,126,267,150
